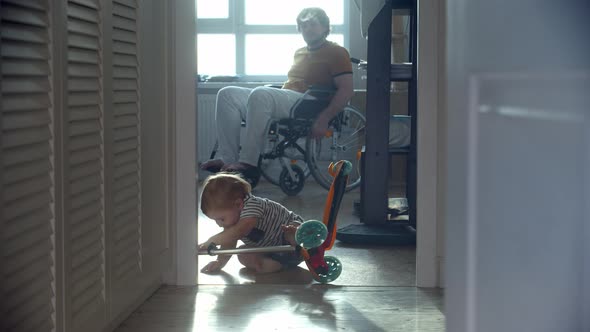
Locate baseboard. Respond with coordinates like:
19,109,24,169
438,256,445,288
104,278,163,332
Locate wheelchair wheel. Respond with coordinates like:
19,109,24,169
258,155,310,187
258,124,310,186
306,105,365,191
279,164,306,196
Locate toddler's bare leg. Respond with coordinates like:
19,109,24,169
256,257,283,273
238,254,282,273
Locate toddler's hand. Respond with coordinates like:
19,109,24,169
282,224,299,247
198,241,215,251
201,260,224,274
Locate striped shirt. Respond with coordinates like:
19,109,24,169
239,194,304,247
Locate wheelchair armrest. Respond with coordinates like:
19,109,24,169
307,85,335,93
291,86,333,119
262,84,334,96
305,85,336,100
264,84,283,89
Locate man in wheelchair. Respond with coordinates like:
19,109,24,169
200,7,354,187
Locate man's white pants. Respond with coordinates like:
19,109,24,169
215,86,305,166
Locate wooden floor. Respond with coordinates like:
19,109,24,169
115,284,445,332
115,178,445,331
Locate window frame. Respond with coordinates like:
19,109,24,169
196,0,350,81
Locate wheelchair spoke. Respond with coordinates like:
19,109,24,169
306,105,366,191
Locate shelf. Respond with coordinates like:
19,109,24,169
359,0,417,234
389,147,410,154
356,62,412,81
391,63,413,81
391,0,413,10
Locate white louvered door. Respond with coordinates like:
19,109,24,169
64,0,106,330
1,1,57,331
2,0,171,330
108,0,145,315
111,0,141,284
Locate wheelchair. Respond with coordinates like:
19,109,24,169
209,86,366,196
257,86,365,195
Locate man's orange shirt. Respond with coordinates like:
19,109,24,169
282,41,353,93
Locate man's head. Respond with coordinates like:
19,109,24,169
297,7,330,46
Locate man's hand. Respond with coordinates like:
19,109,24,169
311,113,331,138
310,73,354,139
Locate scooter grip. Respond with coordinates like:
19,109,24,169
207,242,218,256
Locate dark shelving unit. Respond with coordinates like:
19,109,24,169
337,0,417,245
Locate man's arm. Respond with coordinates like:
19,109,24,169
311,73,354,138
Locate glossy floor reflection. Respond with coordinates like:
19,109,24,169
115,284,444,332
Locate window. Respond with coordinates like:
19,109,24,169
196,0,348,81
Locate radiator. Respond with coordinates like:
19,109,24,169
196,93,217,164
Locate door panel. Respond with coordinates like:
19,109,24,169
1,1,56,331
64,0,106,330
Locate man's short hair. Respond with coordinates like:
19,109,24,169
296,7,331,36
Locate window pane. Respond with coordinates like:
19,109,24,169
245,0,343,25
328,34,344,49
197,34,235,76
196,0,229,19
245,34,345,76
245,35,301,75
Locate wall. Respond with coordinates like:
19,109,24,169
415,0,444,288
445,0,589,330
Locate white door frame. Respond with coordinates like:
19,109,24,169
164,0,198,286
168,0,445,287
416,0,444,287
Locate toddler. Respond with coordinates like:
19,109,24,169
199,172,304,273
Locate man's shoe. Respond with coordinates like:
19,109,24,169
200,159,224,173
238,166,261,188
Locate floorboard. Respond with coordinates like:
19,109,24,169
114,285,445,332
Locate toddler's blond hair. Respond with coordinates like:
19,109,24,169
200,172,251,215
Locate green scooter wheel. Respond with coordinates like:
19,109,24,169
295,220,328,249
317,256,342,284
